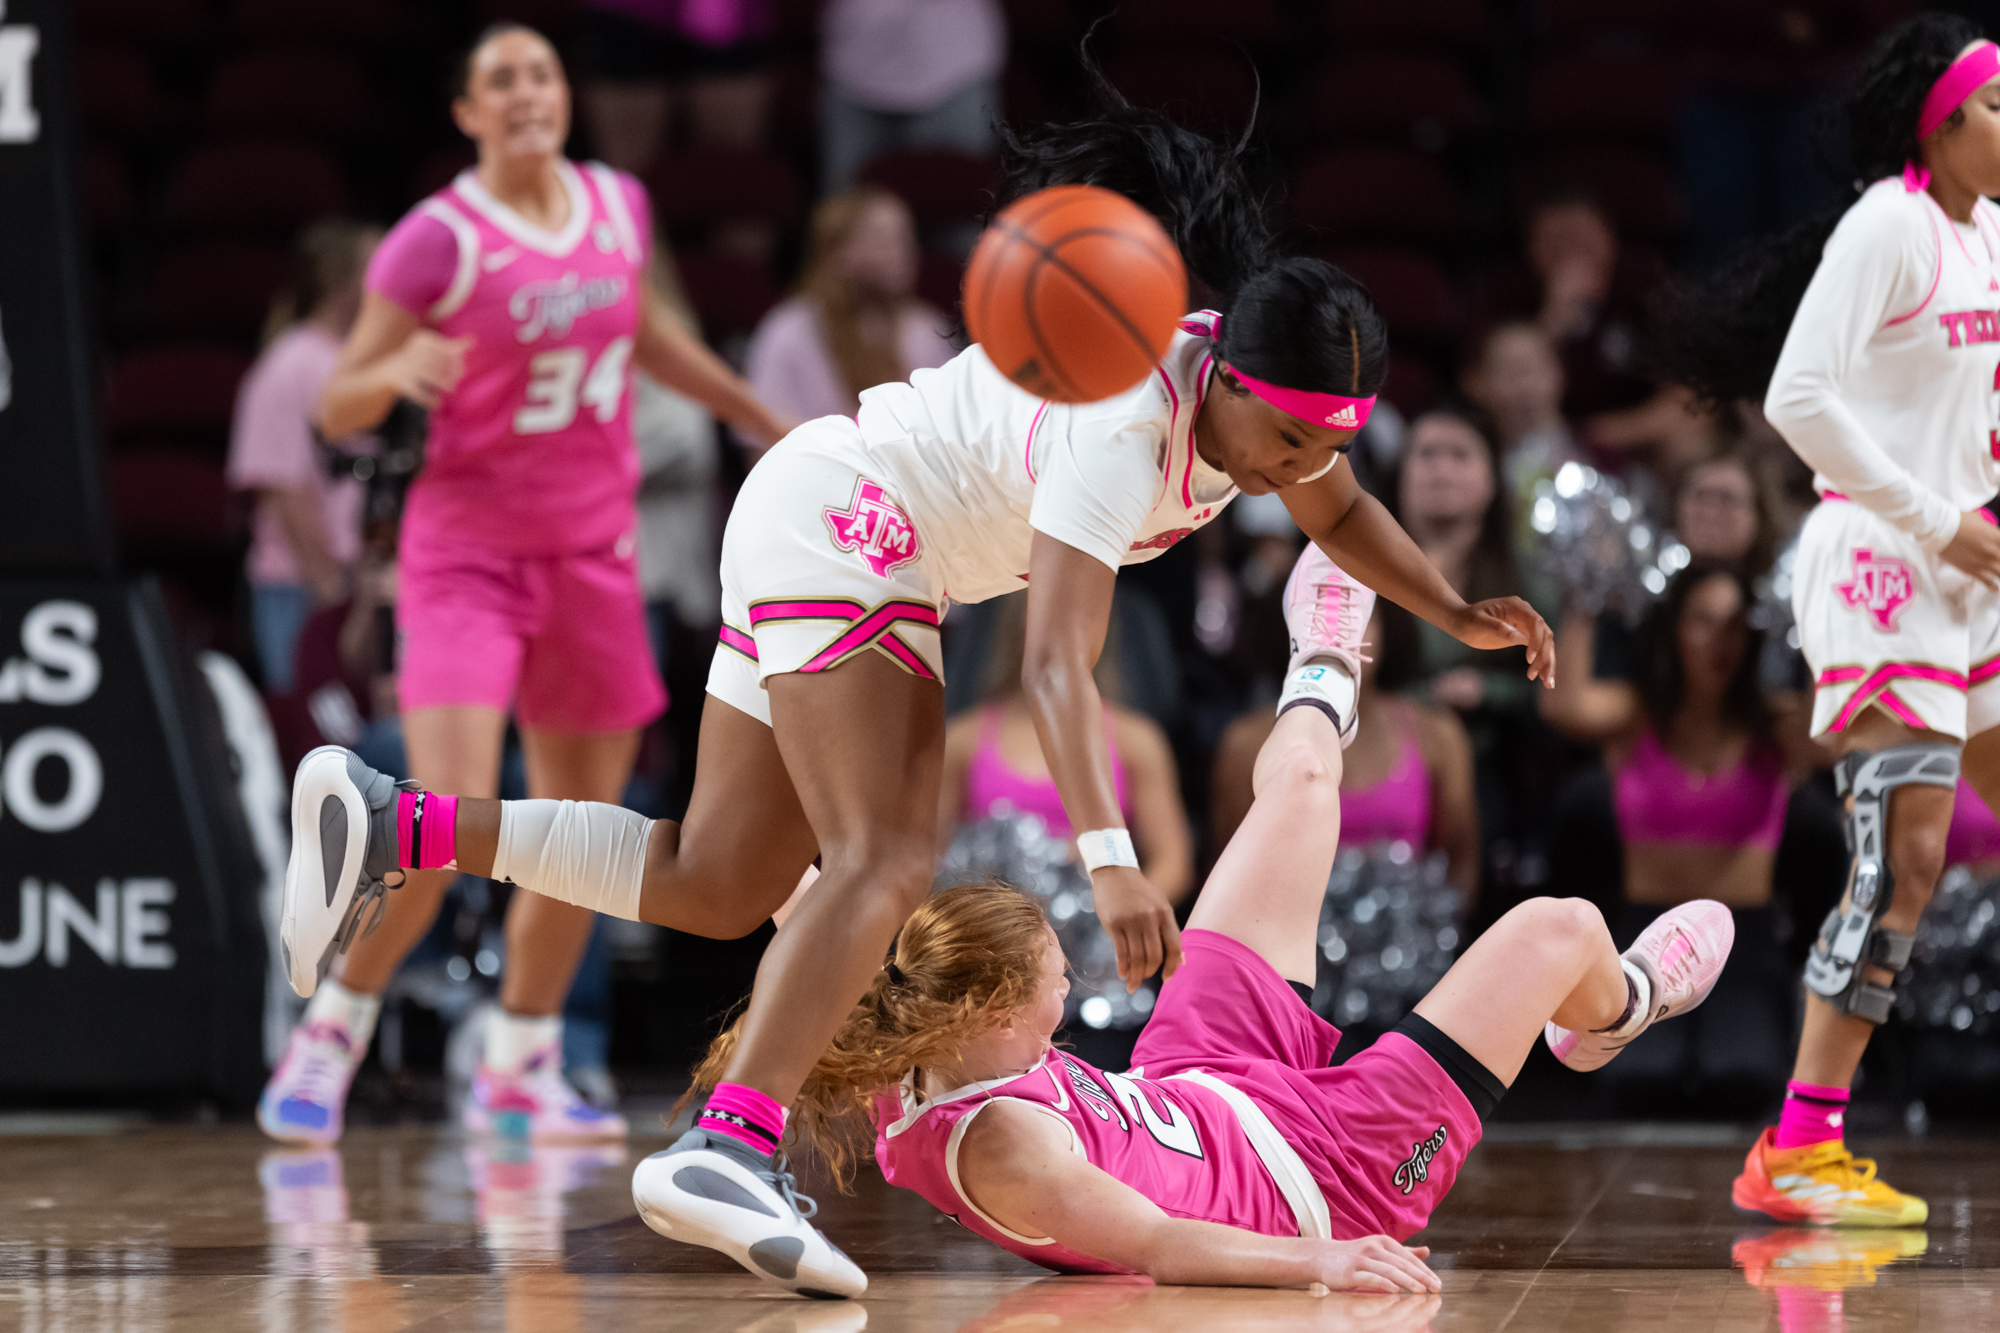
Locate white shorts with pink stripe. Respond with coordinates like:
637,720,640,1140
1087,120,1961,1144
707,417,946,727
1794,497,2000,741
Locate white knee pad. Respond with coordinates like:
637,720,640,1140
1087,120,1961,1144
491,799,653,921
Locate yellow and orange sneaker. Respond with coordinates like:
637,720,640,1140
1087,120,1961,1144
1731,1128,1928,1227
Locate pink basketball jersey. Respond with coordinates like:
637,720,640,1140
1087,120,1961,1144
368,160,648,556
873,1048,1305,1274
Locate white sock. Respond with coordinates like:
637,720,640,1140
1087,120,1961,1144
1601,961,1653,1039
1277,659,1359,743
490,799,652,921
486,1011,562,1074
304,978,379,1050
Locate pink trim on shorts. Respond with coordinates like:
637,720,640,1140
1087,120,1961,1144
1819,661,1969,732
718,624,759,662
1971,654,2000,685
801,600,941,673
744,596,942,681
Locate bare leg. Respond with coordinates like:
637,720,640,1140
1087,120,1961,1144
1791,710,1954,1088
452,694,823,939
720,652,946,1103
1185,706,1346,986
494,726,641,1017
334,706,505,995
1413,898,1630,1086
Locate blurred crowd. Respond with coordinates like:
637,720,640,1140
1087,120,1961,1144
78,0,2000,1118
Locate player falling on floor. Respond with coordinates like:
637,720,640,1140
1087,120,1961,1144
257,22,791,1148
276,85,1555,1296
1658,12,2000,1226
643,548,1735,1293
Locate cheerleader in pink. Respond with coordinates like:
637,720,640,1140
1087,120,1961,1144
647,546,1733,1293
258,23,789,1147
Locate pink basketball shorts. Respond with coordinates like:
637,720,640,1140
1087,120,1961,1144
397,534,666,734
1130,929,1487,1241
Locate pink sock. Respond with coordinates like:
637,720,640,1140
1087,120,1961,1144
1774,1079,1849,1149
395,791,458,870
701,1082,787,1156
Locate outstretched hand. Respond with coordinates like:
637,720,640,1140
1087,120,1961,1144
1313,1236,1441,1294
1091,864,1182,992
1449,597,1555,688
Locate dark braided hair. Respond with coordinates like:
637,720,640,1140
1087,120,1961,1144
1651,12,1981,406
995,50,1388,401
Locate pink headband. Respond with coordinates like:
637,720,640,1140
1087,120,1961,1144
1920,40,2000,138
1177,313,1375,431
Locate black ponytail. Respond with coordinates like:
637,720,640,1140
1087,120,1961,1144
996,50,1388,401
1652,12,1981,405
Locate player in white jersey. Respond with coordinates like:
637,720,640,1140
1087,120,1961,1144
279,93,1554,1294
1658,13,2000,1226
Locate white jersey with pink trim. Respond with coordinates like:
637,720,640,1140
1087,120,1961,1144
850,311,1273,605
1766,178,2000,554
873,1048,1311,1275
365,160,648,557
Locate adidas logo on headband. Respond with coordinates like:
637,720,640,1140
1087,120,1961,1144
1325,404,1359,428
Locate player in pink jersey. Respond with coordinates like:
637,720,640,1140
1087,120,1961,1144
276,87,1556,1291
259,23,790,1147
641,546,1734,1294
1657,14,2000,1226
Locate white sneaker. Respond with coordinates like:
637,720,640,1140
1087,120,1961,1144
280,746,414,998
1545,899,1736,1072
1281,543,1376,680
257,1019,366,1144
632,1129,867,1299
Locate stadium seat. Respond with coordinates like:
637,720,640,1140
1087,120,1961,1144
76,46,176,139
770,53,820,152
1539,0,1672,47
74,0,207,44
647,150,803,234
144,243,292,342
1321,246,1458,348
1526,54,1680,143
1100,49,1262,131
165,139,351,233
1323,0,1490,54
858,150,1000,229
676,253,780,339
205,51,376,137
1292,147,1462,245
1305,54,1484,146
1518,146,1685,242
229,0,408,43
103,345,254,451
1109,0,1284,50
105,449,245,553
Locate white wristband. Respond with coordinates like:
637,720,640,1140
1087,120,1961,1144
1075,828,1139,873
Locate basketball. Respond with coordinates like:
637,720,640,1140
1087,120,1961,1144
964,184,1189,403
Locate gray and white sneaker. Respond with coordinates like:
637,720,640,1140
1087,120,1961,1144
280,746,415,998
632,1129,867,1299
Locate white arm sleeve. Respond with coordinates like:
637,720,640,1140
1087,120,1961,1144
1028,410,1169,570
1763,195,1961,552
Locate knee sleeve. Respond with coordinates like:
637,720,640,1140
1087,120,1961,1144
491,799,652,921
1804,744,1958,1023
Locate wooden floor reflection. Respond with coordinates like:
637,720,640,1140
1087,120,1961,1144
2,1117,1994,1330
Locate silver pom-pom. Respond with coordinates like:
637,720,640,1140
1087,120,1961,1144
938,813,1157,1030
1897,864,2000,1033
1529,462,1687,626
1313,843,1462,1027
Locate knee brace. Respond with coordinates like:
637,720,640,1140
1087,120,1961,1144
1804,744,1959,1023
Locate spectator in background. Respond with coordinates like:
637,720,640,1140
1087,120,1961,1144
1211,600,1480,898
746,188,956,425
1537,562,1799,1110
633,254,722,667
1515,189,1663,421
227,219,383,693
820,0,1006,192
576,0,776,170
937,594,1195,903
1462,320,1580,540
1383,404,1555,716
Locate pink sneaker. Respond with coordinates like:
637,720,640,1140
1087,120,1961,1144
257,1020,366,1145
1545,899,1735,1072
465,1048,628,1142
1281,543,1376,681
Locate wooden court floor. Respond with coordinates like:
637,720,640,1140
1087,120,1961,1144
2,1113,1996,1331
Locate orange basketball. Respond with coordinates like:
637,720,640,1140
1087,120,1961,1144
963,184,1188,403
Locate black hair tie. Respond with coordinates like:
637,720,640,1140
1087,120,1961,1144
885,962,907,986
